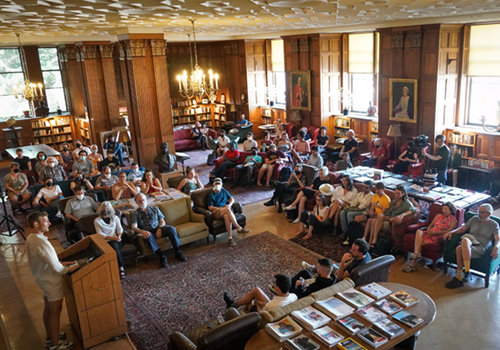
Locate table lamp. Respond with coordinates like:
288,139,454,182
387,123,402,153
289,111,302,133
230,104,236,121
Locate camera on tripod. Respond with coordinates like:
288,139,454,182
407,134,430,150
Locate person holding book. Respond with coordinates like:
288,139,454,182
289,258,337,299
328,175,358,235
444,203,499,289
223,274,297,313
335,239,371,280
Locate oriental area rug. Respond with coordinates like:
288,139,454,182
121,231,322,350
289,233,350,264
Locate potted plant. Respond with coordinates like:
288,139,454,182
336,88,352,115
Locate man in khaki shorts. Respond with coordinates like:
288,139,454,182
26,211,80,350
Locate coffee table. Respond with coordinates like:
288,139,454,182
244,282,436,350
6,144,60,159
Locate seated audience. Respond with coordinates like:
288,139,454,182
403,202,457,273
14,148,32,171
307,146,324,169
336,152,353,171
88,144,103,168
363,182,391,244
299,126,312,142
200,122,210,149
315,126,329,156
235,113,249,127
131,193,187,268
212,142,240,179
291,131,310,163
94,201,126,278
95,166,118,200
274,124,288,145
39,157,67,184
361,138,387,167
389,142,419,174
207,178,250,247
447,144,462,187
33,178,64,218
35,151,48,176
101,149,121,172
277,133,292,154
260,131,273,152
103,134,124,166
233,147,262,188
5,162,30,212
64,186,98,242
112,172,139,200
285,166,331,224
329,175,358,234
298,193,331,240
140,169,163,194
216,129,230,157
330,129,358,163
444,204,499,289
60,142,75,166
257,144,287,187
73,140,91,161
223,274,297,313
340,180,373,243
127,163,144,185
243,132,259,152
70,171,94,193
289,258,336,299
192,121,208,150
335,239,371,280
177,166,204,194
72,151,97,177
265,163,306,213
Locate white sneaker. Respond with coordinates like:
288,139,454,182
284,205,296,210
292,218,300,224
301,261,316,271
45,332,67,348
49,341,74,350
55,212,63,219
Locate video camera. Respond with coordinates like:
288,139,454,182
407,134,430,150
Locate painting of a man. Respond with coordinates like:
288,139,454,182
289,71,311,111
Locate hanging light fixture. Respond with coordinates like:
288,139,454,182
176,20,219,101
13,33,44,116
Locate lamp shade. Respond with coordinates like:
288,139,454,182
288,111,302,122
387,124,402,137
230,104,236,112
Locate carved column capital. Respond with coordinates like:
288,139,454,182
391,33,405,49
77,45,98,60
129,39,146,57
65,47,78,61
99,44,114,59
407,31,422,48
57,47,68,62
116,42,126,60
299,38,309,52
290,39,299,53
149,39,166,56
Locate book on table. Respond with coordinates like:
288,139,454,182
357,328,388,348
372,318,405,339
356,305,387,323
373,298,403,315
314,297,354,320
311,326,344,347
336,316,367,335
290,306,331,331
390,290,419,307
392,310,424,328
337,337,367,350
284,334,320,350
360,283,392,300
337,289,374,310
265,316,302,342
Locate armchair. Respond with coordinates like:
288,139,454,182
285,122,297,139
304,170,341,211
232,123,254,142
191,188,246,243
349,255,396,286
403,202,464,268
379,198,421,251
443,212,500,288
213,152,269,181
358,137,394,169
388,145,428,177
167,175,187,190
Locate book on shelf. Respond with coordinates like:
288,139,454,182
264,316,302,342
356,305,387,323
372,318,405,339
356,328,388,348
337,338,367,350
390,290,419,307
359,283,392,300
337,289,374,310
290,306,331,331
336,316,366,335
392,310,424,328
373,299,403,315
314,297,354,320
284,334,320,350
311,326,344,347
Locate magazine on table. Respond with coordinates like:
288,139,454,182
337,289,374,310
311,326,344,347
360,282,392,299
284,334,320,350
337,337,367,350
374,298,403,315
336,315,367,335
393,310,424,328
356,305,387,323
390,290,419,307
357,328,388,348
373,318,405,339
290,306,331,331
265,316,302,342
314,297,354,320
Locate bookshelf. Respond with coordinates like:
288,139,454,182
261,106,272,125
171,103,226,129
3,127,23,148
369,120,379,141
334,115,351,139
76,118,91,146
31,116,75,151
447,130,475,160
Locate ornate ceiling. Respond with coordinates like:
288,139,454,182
0,0,499,45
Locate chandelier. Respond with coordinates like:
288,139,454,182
176,20,219,101
13,33,44,116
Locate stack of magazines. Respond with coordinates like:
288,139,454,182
337,289,374,310
291,306,331,331
265,316,302,342
284,335,320,350
336,316,366,335
360,282,392,299
357,328,388,348
314,297,354,320
356,305,388,323
390,290,419,307
393,310,424,328
337,338,367,350
374,299,403,315
312,326,345,347
373,318,405,339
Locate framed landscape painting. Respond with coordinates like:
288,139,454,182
389,79,417,124
289,70,311,111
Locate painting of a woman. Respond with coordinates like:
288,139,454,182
389,79,417,123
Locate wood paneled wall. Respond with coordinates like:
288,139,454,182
246,40,268,138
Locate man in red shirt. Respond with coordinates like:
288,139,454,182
213,142,240,179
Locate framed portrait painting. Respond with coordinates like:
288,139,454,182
389,79,418,123
289,70,311,111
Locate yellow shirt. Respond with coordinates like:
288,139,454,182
372,193,391,215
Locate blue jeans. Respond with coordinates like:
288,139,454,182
437,170,447,185
340,209,365,233
146,225,181,254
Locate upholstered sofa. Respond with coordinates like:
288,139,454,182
174,128,217,151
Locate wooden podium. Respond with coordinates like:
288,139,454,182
58,235,127,349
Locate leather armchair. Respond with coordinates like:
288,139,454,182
191,188,246,243
358,137,394,169
285,122,296,139
350,255,396,286
232,123,254,142
388,145,428,177
169,312,261,350
167,175,187,190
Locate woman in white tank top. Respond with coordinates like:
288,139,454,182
297,193,331,240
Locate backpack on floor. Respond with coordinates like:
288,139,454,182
346,221,365,245
372,237,393,258
207,153,216,166
279,167,292,182
286,208,298,220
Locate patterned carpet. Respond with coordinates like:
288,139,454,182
290,233,350,264
121,231,323,350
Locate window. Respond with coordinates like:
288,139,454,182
467,77,500,126
271,40,286,106
348,33,375,114
0,48,29,118
39,48,67,113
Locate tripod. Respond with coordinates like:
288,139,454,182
0,183,25,241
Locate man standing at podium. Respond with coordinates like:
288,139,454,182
26,211,79,350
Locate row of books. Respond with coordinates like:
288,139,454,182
449,133,474,145
53,126,72,134
33,129,52,136
336,129,349,136
54,135,72,142
34,136,54,144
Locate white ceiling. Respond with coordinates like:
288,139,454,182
0,0,499,45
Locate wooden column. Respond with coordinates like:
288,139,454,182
59,45,87,118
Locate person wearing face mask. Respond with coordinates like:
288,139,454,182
39,157,67,184
33,178,64,219
233,147,262,188
140,169,163,194
64,186,98,243
177,166,204,194
95,166,118,200
35,151,49,176
70,171,94,195
60,143,75,166
131,193,187,268
207,178,250,247
212,142,240,180
88,144,103,168
307,146,324,169
264,164,307,213
4,162,31,213
94,202,127,279
72,150,97,177
14,148,32,171
242,132,258,152
103,135,125,166
216,129,230,157
73,140,91,161
361,138,387,168
101,149,121,171
126,163,144,185
422,134,450,184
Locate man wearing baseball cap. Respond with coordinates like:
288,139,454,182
287,258,337,299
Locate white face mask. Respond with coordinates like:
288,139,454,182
76,194,85,200
104,174,111,179
214,184,222,191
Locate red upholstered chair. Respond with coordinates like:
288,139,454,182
212,152,283,182
403,202,464,268
358,137,395,169
388,145,428,177
285,123,296,139
305,126,320,145
387,197,421,251
21,169,37,186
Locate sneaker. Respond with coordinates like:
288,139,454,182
228,237,236,247
55,212,63,219
284,204,296,210
463,271,471,283
175,250,188,262
268,284,278,295
292,218,300,224
237,228,251,234
301,261,316,272
445,277,464,289
49,341,74,350
342,240,350,246
277,206,283,214
45,333,67,348
223,292,235,309
263,200,275,207
160,257,169,268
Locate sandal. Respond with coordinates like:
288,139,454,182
302,234,312,240
402,265,417,273
410,253,422,261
